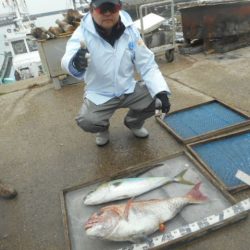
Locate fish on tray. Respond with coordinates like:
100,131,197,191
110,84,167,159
83,169,194,205
85,182,207,243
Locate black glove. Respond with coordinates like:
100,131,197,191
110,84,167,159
72,47,89,72
156,91,171,113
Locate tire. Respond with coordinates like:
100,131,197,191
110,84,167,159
165,49,174,62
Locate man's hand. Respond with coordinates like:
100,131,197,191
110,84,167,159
72,42,90,72
155,91,171,113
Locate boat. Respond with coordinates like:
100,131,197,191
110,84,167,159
2,0,43,81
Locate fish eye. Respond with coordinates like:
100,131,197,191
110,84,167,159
112,180,122,187
96,211,103,216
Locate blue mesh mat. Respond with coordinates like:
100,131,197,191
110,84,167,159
191,131,250,188
164,102,247,139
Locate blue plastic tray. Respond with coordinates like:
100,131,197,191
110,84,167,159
162,101,249,142
190,130,250,191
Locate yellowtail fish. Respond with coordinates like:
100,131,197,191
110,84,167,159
85,182,207,242
84,169,194,205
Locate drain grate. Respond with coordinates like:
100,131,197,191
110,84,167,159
158,100,249,143
189,130,250,191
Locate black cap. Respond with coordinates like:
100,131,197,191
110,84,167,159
91,0,120,7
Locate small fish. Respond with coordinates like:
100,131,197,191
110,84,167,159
83,169,194,205
85,182,207,242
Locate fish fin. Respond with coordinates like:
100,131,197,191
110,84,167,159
159,223,166,232
173,169,194,185
186,182,208,203
123,198,134,221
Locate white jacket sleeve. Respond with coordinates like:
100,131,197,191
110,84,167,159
61,25,86,80
132,26,171,97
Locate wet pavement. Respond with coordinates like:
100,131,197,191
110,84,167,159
0,47,250,250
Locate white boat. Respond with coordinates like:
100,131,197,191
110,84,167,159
3,0,43,81
5,28,43,80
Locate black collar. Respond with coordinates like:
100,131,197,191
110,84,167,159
92,17,125,46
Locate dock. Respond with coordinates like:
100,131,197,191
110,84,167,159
0,46,250,250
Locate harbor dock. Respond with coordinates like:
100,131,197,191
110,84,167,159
0,47,250,250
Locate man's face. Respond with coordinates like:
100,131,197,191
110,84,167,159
91,2,121,30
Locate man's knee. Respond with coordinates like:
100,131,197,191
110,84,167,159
76,115,94,132
75,115,108,133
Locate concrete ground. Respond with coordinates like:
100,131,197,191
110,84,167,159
0,47,250,250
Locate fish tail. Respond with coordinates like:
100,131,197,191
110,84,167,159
173,169,194,185
185,182,207,203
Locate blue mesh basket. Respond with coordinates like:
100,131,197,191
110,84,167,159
164,101,248,140
191,131,250,189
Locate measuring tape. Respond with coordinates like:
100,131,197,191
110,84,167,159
118,198,250,250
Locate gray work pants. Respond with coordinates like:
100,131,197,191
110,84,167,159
75,82,155,133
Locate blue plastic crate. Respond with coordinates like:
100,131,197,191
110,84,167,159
164,101,248,140
191,131,250,189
